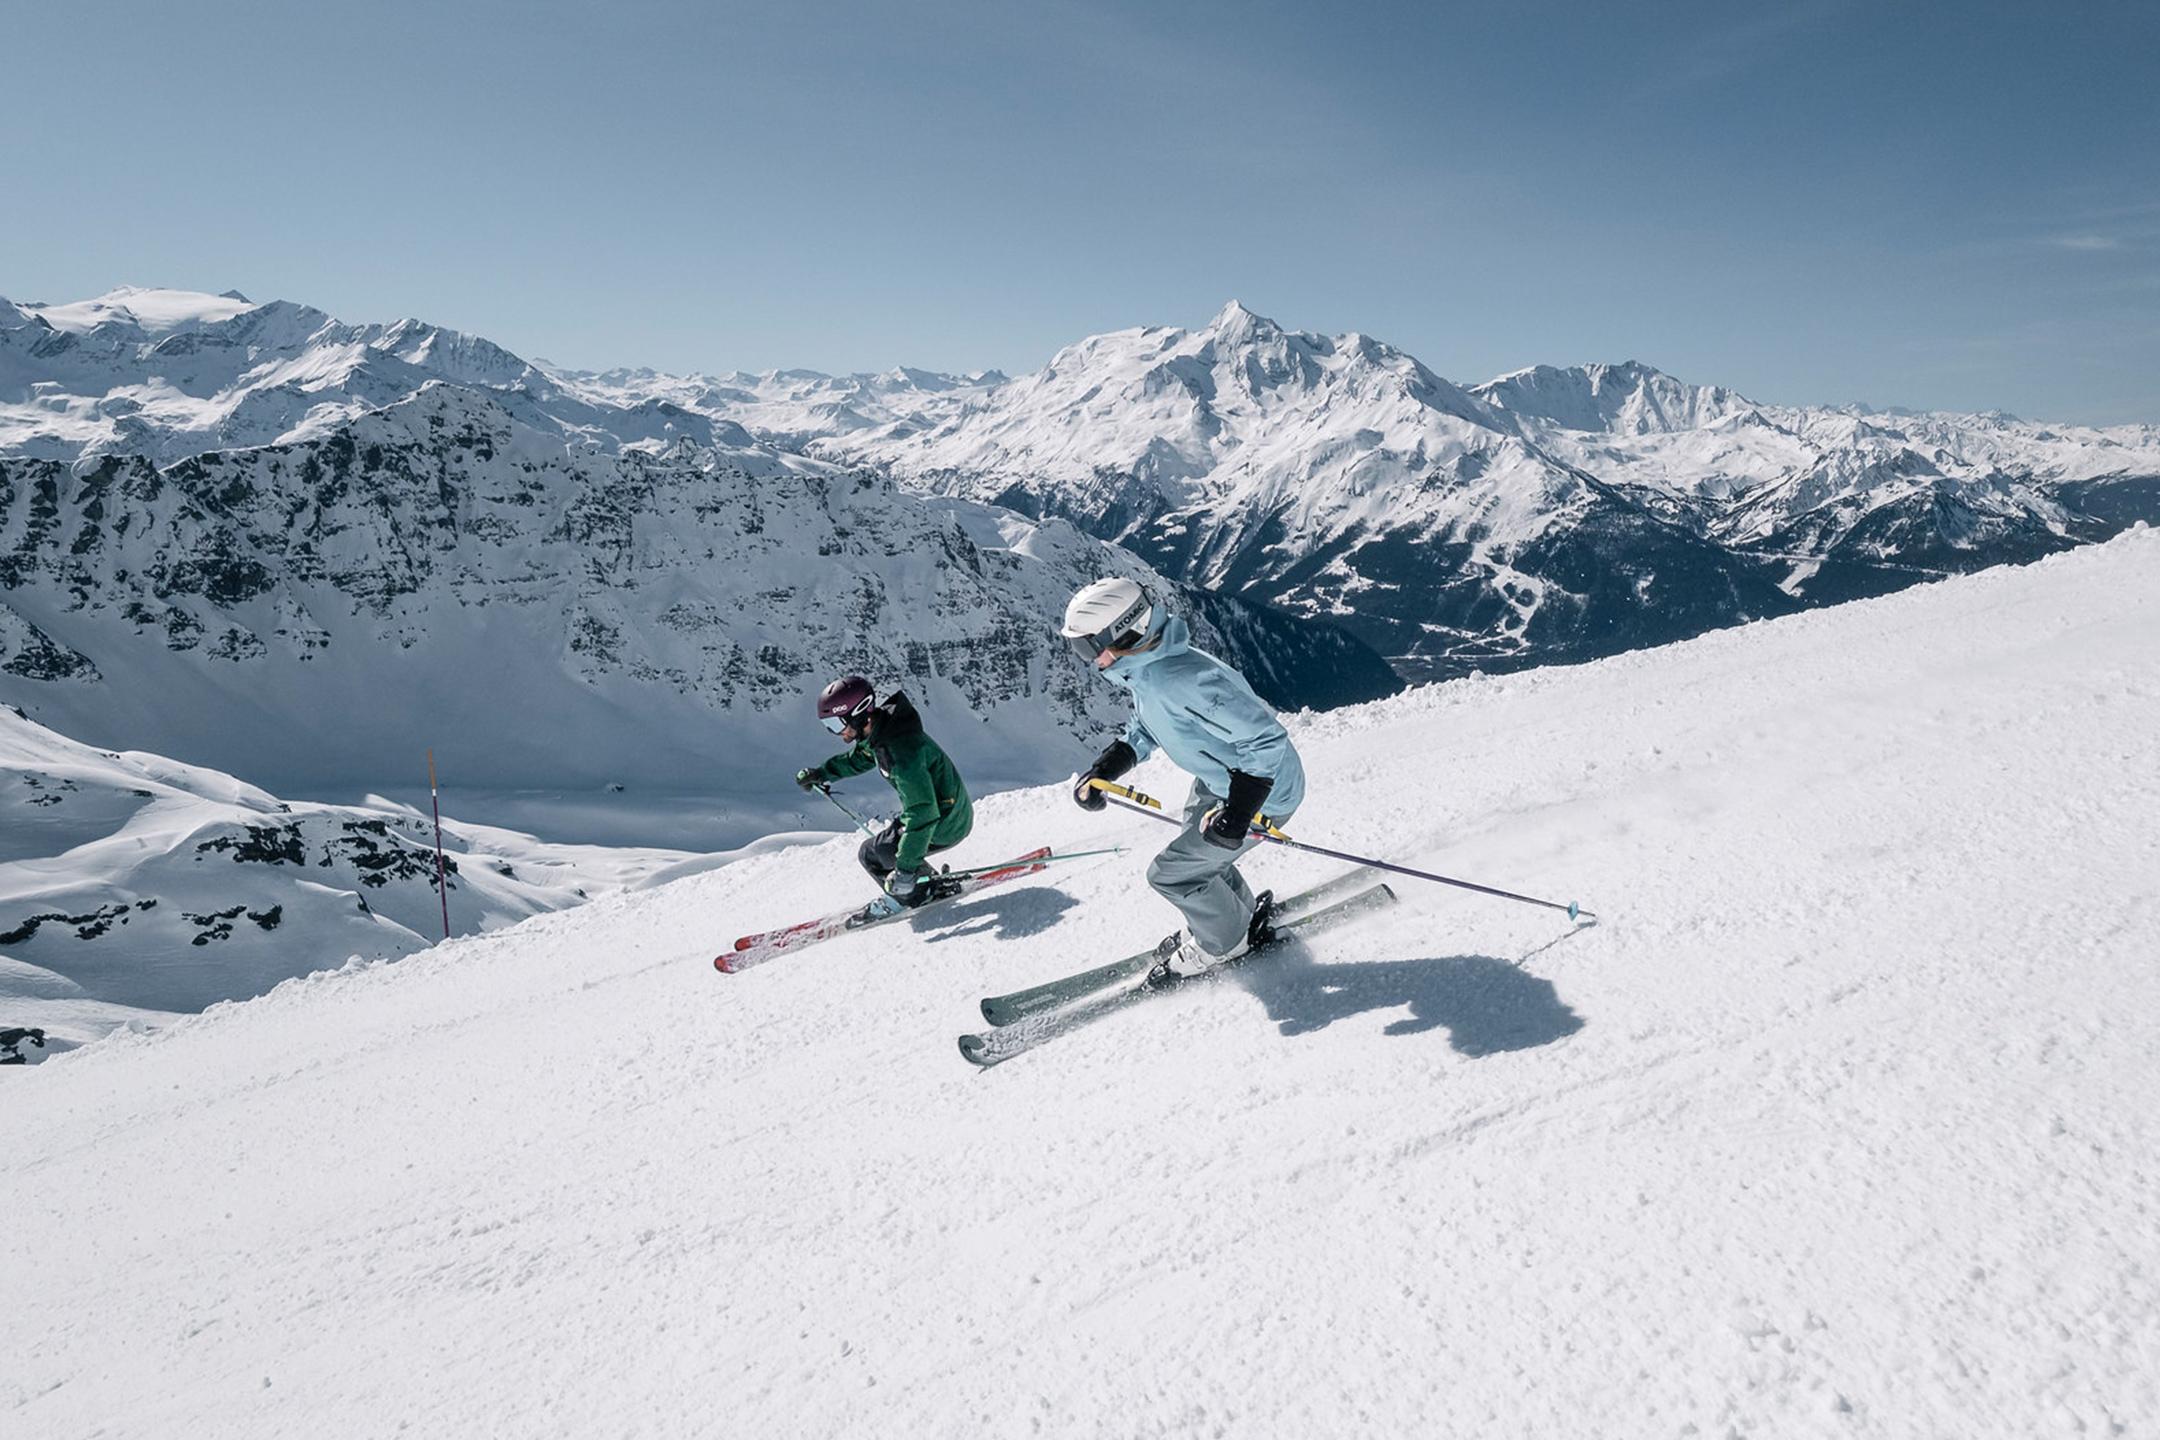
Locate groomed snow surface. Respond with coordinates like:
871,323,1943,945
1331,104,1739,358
8,532,2159,1437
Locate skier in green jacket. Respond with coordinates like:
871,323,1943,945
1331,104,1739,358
795,675,974,918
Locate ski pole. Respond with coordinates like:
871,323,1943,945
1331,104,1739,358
1086,779,1594,922
942,846,1126,881
813,782,880,836
819,774,1123,872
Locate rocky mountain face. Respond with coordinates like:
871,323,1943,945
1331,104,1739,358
558,304,2159,681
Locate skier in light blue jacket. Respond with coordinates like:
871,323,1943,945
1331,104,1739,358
1061,577,1307,983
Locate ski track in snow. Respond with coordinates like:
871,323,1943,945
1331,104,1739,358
5,533,2159,1437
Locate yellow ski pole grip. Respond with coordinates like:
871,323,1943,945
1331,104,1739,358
1085,777,1162,810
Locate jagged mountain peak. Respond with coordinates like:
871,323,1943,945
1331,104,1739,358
371,317,545,390
1016,302,1488,419
1206,298,1279,342
0,289,661,466
877,364,965,392
1473,359,1754,435
788,305,1567,626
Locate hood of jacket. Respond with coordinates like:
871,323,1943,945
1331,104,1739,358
1103,614,1193,686
868,690,924,745
1099,614,1305,817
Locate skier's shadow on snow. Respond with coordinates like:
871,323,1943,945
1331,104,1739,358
914,887,1079,946
1237,949,1583,1056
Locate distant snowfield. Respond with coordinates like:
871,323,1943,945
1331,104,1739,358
5,532,2157,1436
0,713,702,1052
24,284,260,336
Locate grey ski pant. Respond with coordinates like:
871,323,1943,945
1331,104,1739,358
1145,779,1294,956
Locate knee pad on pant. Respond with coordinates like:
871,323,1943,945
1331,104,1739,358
1147,846,1209,898
858,835,894,879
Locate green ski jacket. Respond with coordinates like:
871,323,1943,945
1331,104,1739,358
807,691,973,871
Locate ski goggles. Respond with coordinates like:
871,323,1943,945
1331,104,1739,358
820,714,856,735
1064,591,1154,662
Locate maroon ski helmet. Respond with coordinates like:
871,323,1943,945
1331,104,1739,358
816,675,877,733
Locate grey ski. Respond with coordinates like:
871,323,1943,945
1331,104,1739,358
957,883,1398,1069
978,868,1374,1026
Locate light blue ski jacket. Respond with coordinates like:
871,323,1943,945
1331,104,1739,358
1103,615,1306,818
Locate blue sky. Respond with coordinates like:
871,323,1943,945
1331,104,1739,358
4,0,2156,421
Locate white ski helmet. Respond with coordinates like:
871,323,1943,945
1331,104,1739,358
1061,577,1161,661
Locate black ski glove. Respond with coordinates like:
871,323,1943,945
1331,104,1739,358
1203,770,1274,850
1072,740,1138,811
795,767,822,792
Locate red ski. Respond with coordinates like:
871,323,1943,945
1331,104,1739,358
718,847,1054,972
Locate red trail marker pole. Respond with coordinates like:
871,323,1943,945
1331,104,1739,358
428,749,450,940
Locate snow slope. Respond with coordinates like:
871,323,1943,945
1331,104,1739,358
0,706,696,1052
3,518,2156,1434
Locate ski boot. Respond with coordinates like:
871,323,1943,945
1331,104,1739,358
853,864,962,924
1144,892,1275,989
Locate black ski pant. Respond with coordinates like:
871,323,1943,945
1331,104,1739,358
857,819,960,884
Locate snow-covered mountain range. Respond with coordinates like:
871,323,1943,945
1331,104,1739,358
0,285,728,465
0,289,1394,834
6,283,2155,820
559,360,1010,450
553,302,2160,678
